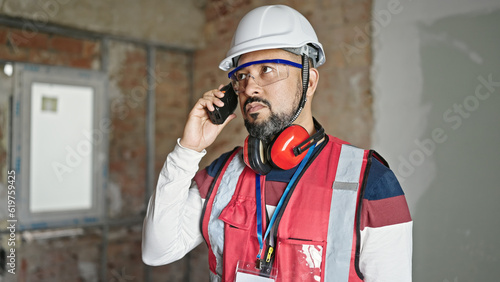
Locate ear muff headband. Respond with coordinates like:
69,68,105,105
289,54,310,124
293,120,325,156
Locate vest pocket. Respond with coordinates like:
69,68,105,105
276,237,326,282
219,196,256,230
218,196,258,282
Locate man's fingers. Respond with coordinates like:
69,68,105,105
200,89,225,111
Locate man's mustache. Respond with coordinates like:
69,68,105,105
243,97,272,114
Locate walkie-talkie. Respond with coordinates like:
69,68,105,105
207,83,238,124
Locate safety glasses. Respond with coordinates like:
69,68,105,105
228,59,302,92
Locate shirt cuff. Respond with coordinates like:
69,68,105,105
176,138,207,155
169,138,207,171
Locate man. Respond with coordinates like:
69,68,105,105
142,5,412,282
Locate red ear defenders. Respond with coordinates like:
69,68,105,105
243,119,325,175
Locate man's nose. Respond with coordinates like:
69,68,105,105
242,74,261,97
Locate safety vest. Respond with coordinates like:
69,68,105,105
200,136,376,282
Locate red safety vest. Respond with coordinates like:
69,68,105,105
201,136,376,282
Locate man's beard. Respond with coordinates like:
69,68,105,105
244,109,294,143
244,83,301,143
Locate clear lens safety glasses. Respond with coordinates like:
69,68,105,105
228,59,302,92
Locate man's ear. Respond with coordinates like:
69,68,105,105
306,67,319,97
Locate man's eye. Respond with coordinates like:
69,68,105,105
236,73,248,81
262,66,274,74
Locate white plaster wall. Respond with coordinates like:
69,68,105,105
372,0,500,281
372,0,500,211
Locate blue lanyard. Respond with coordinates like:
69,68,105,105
255,143,316,259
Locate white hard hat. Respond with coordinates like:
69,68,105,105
219,5,326,71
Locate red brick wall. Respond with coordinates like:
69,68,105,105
16,229,102,281
108,41,148,218
154,49,191,177
0,26,100,68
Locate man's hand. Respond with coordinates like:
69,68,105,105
180,84,237,152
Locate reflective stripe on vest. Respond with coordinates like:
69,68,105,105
324,144,365,282
209,271,221,282
207,153,246,280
